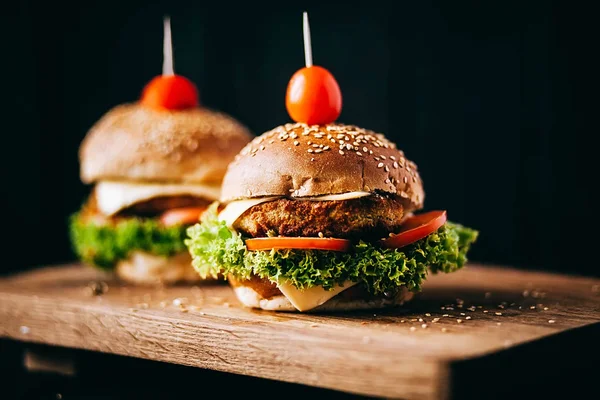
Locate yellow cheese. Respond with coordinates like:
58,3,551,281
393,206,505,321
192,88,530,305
218,197,282,227
276,280,358,311
300,191,371,201
95,180,221,216
219,191,372,227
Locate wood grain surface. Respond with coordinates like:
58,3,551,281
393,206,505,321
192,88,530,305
1,263,598,399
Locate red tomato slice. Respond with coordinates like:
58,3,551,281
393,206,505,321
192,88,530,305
245,237,351,252
381,210,447,249
160,207,206,227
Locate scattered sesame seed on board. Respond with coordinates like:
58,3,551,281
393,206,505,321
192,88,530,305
548,320,556,324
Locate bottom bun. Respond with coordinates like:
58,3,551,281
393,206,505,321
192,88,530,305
232,284,415,312
115,251,207,285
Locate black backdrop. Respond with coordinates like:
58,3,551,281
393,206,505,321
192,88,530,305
3,0,597,277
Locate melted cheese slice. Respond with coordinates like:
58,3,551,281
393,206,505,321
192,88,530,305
219,191,372,227
218,197,282,227
277,280,358,312
95,180,221,216
301,191,371,201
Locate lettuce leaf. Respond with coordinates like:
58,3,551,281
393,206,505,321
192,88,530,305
185,204,479,294
69,213,189,270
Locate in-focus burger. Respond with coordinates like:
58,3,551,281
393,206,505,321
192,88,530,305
185,122,478,311
185,13,477,311
69,18,253,285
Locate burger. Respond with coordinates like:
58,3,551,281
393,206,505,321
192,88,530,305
69,88,253,285
185,122,478,311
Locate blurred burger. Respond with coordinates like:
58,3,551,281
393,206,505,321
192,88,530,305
185,122,478,311
69,18,253,285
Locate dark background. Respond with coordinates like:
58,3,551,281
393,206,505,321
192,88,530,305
4,0,597,277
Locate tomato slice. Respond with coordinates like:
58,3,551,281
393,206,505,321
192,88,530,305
245,237,351,252
160,207,207,227
381,210,447,249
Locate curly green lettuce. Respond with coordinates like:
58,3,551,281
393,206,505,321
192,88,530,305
69,213,189,270
185,203,478,294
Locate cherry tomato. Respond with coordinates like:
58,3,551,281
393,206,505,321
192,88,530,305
245,237,351,252
140,75,199,110
380,210,448,249
285,66,342,125
160,207,206,227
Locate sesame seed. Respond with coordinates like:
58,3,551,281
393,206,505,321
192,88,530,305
369,150,374,154
380,155,386,160
421,324,428,329
465,316,472,320
495,312,503,316
356,152,362,156
269,140,274,144
294,141,299,146
260,145,265,151
307,141,312,145
432,318,440,323
530,306,536,309
441,328,448,333
443,314,449,317
307,149,313,153
374,157,380,161
311,158,315,162
543,307,549,311
323,146,330,151
483,310,489,313
384,179,390,184
390,155,396,160
460,312,466,316
339,150,345,155
548,320,556,324
497,322,502,326
425,313,431,317
384,165,390,172
318,232,324,238
413,176,417,182
314,149,322,153
418,318,424,322
363,147,368,152
377,162,384,168
457,319,463,323
312,144,320,148
346,144,353,150
410,326,416,332
403,176,408,183
393,162,399,169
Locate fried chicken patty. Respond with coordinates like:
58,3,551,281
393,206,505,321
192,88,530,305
80,189,210,223
233,193,405,239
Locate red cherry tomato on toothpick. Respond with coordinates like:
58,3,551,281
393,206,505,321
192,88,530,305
286,66,342,125
285,12,342,125
139,17,199,111
140,75,199,110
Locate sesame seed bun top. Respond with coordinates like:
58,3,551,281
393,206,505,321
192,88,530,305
220,122,425,211
79,103,253,184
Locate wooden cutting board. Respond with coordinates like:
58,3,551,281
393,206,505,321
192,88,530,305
0,263,598,399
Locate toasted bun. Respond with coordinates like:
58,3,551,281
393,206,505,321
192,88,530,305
232,285,415,312
80,104,253,184
220,122,424,211
115,251,211,286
